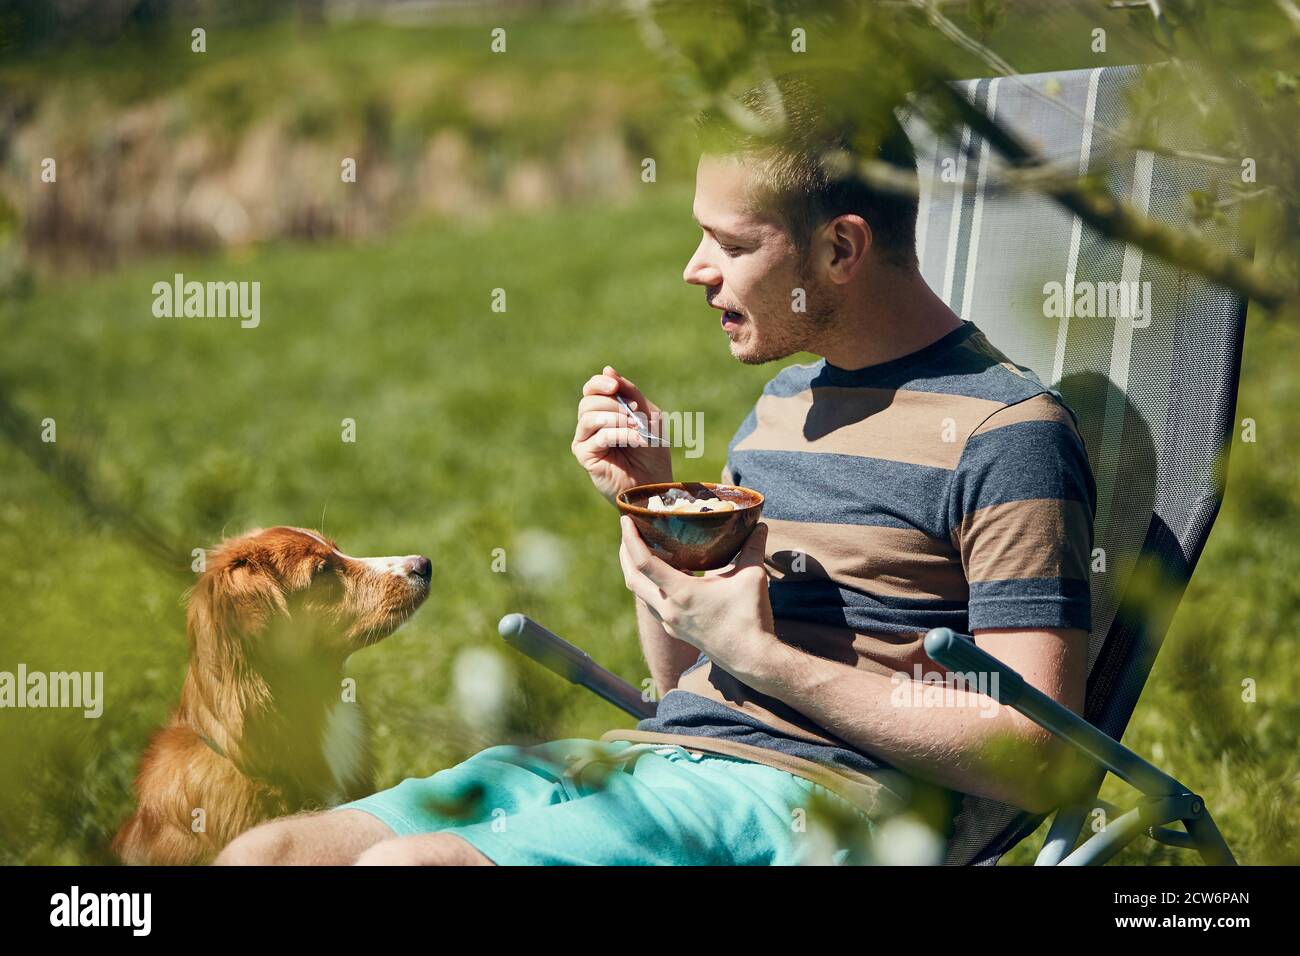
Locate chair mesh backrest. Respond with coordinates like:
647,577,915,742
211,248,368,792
901,65,1251,864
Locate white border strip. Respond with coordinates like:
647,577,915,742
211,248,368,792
960,78,1000,321
1051,66,1104,386
941,123,971,306
915,145,938,275
1092,147,1155,532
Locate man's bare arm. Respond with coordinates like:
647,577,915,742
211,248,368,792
744,627,1090,813
635,597,703,699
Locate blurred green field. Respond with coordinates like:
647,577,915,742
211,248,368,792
0,184,1296,864
0,183,772,863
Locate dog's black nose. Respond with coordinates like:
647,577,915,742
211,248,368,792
406,556,432,581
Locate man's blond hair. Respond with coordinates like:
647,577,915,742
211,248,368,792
695,71,920,272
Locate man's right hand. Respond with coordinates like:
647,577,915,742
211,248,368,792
572,365,672,504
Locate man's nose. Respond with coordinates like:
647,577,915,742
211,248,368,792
682,244,721,287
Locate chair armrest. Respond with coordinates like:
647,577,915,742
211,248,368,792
923,628,1186,798
498,613,657,720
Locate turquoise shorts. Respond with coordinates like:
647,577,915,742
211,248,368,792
335,738,877,865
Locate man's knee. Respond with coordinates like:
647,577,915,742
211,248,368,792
214,809,392,866
214,818,303,866
354,833,494,867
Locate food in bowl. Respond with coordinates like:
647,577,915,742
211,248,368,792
646,487,738,514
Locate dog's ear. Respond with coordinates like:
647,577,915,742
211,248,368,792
186,548,284,672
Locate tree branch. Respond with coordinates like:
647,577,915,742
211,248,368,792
927,79,1293,309
907,0,1239,169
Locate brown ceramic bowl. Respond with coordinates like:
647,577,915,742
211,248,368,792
616,481,765,572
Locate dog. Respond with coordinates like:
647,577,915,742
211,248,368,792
112,526,431,865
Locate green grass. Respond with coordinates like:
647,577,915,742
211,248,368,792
0,11,692,201
0,1,1164,184
1,186,1297,864
0,185,781,863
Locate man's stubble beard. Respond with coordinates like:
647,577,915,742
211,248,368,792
733,266,838,366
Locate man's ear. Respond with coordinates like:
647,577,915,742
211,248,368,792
823,213,872,283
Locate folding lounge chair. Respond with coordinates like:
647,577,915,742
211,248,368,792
500,64,1250,865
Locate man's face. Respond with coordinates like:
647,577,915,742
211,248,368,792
682,154,835,365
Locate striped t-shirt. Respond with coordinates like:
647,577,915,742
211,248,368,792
602,320,1097,815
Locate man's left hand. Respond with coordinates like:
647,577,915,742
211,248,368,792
618,516,779,682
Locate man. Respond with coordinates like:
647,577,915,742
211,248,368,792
216,72,1095,866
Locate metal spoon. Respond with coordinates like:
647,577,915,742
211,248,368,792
615,393,665,446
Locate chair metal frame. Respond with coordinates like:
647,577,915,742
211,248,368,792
497,613,1237,865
